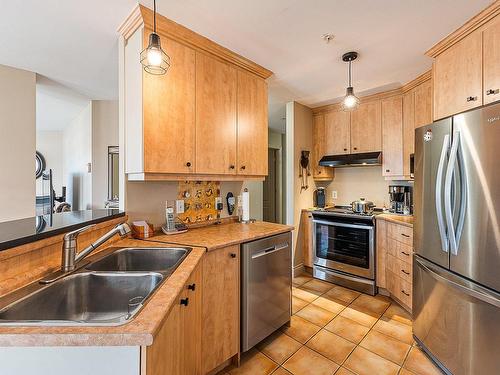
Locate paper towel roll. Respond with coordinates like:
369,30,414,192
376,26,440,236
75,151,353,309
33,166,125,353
242,189,250,222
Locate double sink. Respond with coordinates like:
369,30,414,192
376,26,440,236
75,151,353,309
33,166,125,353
0,247,190,326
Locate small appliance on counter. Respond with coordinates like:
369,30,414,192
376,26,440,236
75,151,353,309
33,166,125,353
388,185,412,215
313,187,326,208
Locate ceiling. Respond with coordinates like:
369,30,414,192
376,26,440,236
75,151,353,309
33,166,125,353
1,0,493,133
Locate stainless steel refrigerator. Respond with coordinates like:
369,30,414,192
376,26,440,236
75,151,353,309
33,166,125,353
413,102,500,375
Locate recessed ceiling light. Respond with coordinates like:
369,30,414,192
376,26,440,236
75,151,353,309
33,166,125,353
322,34,335,43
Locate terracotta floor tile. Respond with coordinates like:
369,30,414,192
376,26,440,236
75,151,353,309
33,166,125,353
281,315,321,344
257,331,302,364
339,306,380,328
399,369,417,375
306,329,355,365
359,330,411,365
228,348,278,375
292,286,321,302
383,303,412,326
283,346,339,375
324,315,370,344
323,285,361,303
372,316,413,345
300,279,335,294
292,296,309,314
295,303,337,327
350,294,391,315
311,296,348,314
344,346,400,375
334,367,356,375
272,367,293,375
404,347,442,375
292,275,313,286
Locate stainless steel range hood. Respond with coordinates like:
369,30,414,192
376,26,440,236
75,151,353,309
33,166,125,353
319,152,382,167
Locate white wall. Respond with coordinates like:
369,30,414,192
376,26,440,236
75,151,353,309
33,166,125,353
0,64,36,222
63,102,92,211
36,131,63,197
92,100,118,209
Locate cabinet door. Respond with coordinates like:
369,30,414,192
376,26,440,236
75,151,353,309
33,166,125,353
350,100,382,153
195,52,237,174
202,245,239,373
237,70,268,176
146,296,184,375
402,90,415,178
301,211,314,267
143,35,196,174
382,96,403,177
433,30,482,120
483,17,500,105
376,219,387,288
183,263,202,375
325,109,350,155
312,114,334,179
414,79,433,128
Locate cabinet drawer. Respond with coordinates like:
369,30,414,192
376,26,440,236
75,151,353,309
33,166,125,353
399,278,412,308
385,270,400,297
397,258,412,283
386,254,399,275
396,242,412,264
387,223,413,245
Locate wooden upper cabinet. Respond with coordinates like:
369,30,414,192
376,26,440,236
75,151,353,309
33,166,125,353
483,17,500,105
382,96,403,177
325,109,350,155
414,79,433,128
312,114,334,180
202,245,239,373
433,30,482,120
402,90,415,178
350,101,382,153
143,35,196,174
195,53,237,175
237,70,268,176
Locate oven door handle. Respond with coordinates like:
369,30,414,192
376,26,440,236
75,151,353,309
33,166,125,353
312,219,373,230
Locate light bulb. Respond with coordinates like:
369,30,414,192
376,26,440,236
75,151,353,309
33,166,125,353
147,48,162,67
343,95,358,108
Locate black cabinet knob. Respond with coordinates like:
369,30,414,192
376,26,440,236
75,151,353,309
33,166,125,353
180,297,189,306
240,165,246,170
486,89,499,95
353,147,357,150
230,253,237,258
188,283,196,291
186,162,192,167
229,165,235,170
466,96,478,102
343,148,348,151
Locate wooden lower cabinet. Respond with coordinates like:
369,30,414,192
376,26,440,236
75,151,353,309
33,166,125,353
377,220,413,312
300,211,314,268
201,245,240,374
145,262,202,375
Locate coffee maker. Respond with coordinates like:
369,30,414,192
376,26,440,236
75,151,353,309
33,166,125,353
313,188,326,208
388,185,412,215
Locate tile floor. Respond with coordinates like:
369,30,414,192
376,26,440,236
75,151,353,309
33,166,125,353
222,274,442,375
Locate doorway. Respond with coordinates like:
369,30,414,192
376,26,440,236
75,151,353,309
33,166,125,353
263,148,281,223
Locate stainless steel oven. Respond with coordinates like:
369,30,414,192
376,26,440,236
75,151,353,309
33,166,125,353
312,209,376,295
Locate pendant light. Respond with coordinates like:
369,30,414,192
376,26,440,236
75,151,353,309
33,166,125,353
140,0,170,75
341,51,360,111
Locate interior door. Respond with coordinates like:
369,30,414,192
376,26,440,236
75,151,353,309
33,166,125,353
449,104,500,291
414,118,451,269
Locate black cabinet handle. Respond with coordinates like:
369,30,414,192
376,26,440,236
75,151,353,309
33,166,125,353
230,253,237,258
186,162,192,167
318,170,322,174
466,96,478,102
401,233,410,238
401,290,410,297
353,147,357,150
386,169,390,173
486,89,499,95
180,298,189,306
240,165,246,170
229,165,235,170
188,283,196,291
343,148,348,151
401,251,410,256
401,269,410,275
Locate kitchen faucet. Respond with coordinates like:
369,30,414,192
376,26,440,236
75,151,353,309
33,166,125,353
61,223,131,272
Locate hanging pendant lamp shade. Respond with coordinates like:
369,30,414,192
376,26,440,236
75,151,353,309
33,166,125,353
341,52,360,111
140,0,170,75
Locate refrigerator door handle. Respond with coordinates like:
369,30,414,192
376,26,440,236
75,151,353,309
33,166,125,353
436,134,450,253
455,139,467,252
444,130,460,255
415,256,500,308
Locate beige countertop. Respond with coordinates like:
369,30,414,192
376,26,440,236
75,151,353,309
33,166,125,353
147,220,294,250
376,213,414,228
0,221,293,347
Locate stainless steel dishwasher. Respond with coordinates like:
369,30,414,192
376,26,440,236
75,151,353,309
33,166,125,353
241,232,292,352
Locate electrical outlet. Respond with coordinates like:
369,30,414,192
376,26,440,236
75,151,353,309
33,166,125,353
332,190,338,199
176,199,185,214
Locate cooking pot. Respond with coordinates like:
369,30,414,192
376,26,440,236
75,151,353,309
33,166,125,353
351,198,375,214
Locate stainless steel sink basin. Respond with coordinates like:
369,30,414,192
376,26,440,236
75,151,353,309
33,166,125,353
85,247,190,275
0,272,163,325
